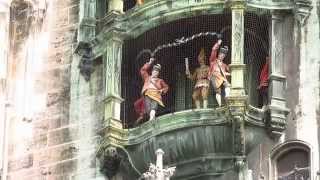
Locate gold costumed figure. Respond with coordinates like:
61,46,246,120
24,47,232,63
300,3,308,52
186,48,210,109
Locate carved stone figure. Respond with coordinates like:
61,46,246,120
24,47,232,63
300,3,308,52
208,39,231,107
257,56,270,110
134,58,169,124
186,48,210,109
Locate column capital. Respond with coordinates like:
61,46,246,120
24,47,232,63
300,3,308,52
271,10,286,20
228,0,246,9
293,0,313,26
105,29,127,42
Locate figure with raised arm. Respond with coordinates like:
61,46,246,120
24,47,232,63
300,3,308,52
136,57,169,122
208,39,231,107
186,48,210,109
257,56,270,111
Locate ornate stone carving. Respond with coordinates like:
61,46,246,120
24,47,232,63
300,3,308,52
98,147,121,178
97,143,141,179
265,106,289,138
294,0,313,26
141,149,176,180
74,42,95,81
233,116,245,155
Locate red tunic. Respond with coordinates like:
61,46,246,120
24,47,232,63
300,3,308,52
259,62,269,89
208,42,230,89
134,63,169,117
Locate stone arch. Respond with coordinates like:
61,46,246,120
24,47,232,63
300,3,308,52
269,140,312,180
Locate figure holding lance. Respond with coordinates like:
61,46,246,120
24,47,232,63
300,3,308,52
185,48,210,109
208,39,231,107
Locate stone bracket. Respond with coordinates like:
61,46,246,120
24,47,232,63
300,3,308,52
226,96,247,157
96,144,140,179
265,105,290,138
74,42,96,81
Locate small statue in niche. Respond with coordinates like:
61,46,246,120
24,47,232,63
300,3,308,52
257,56,270,110
208,39,231,107
134,57,169,124
185,48,210,109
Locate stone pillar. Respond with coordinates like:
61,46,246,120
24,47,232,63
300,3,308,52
267,10,289,137
229,1,246,97
227,1,247,180
294,0,319,179
104,31,124,122
76,0,96,81
96,5,129,179
0,1,10,179
96,29,126,180
78,0,96,42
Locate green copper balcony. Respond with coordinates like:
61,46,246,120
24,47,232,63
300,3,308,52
97,106,282,180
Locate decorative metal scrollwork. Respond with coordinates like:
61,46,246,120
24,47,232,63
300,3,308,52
278,166,310,180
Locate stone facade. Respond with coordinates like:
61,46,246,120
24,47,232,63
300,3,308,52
1,0,103,180
0,0,319,180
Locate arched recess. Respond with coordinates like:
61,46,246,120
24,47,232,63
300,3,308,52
121,13,232,128
120,11,270,127
269,140,312,180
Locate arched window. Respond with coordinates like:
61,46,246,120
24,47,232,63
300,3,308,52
270,140,311,180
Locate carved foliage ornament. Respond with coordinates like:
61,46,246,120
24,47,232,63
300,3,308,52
294,0,313,26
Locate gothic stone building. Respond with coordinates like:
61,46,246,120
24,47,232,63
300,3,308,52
0,0,319,180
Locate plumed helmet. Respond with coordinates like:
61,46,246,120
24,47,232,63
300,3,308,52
198,48,206,60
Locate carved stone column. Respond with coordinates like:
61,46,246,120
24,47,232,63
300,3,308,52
267,10,289,137
0,2,10,179
76,0,97,81
78,0,96,42
293,1,319,178
227,1,247,180
229,0,246,97
104,30,124,122
227,0,247,115
97,30,128,178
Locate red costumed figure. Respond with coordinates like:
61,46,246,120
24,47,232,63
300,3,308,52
208,39,231,107
257,56,270,110
134,58,169,125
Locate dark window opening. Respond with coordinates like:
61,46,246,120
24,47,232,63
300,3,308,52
244,12,270,108
277,149,310,180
